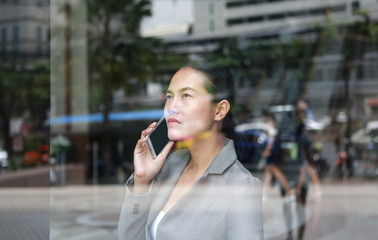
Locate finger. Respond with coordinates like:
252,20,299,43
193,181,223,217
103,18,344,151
140,122,157,139
134,139,145,153
136,136,149,148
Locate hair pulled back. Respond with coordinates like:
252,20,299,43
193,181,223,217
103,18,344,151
183,58,236,140
183,58,235,105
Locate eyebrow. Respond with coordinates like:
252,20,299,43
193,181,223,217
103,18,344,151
166,87,197,94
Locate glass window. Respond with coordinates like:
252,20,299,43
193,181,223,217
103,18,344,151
288,10,307,17
325,67,338,81
37,26,42,55
312,68,323,81
37,26,42,40
227,18,244,26
356,64,364,80
366,63,378,79
309,8,326,16
352,1,360,13
209,19,215,31
1,27,6,52
12,25,19,53
226,1,244,8
247,16,264,23
268,13,285,20
1,2,376,239
46,27,50,41
209,2,214,14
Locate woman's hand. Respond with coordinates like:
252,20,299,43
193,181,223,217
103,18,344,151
133,122,174,194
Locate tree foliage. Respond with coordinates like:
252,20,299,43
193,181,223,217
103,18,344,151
87,0,161,177
88,0,160,98
0,57,49,156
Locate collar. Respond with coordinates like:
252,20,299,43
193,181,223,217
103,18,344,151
203,138,237,175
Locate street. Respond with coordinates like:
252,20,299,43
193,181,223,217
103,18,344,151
0,177,377,240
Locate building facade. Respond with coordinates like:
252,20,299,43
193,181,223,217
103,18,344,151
157,0,378,121
192,0,377,38
0,0,50,67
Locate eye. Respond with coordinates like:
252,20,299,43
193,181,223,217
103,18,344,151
183,93,192,98
166,94,173,100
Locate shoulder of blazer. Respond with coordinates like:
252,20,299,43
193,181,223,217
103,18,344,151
223,159,262,186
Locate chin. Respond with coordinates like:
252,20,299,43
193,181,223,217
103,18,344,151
168,131,193,142
168,134,185,142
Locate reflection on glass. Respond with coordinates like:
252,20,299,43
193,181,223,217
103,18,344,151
0,0,376,239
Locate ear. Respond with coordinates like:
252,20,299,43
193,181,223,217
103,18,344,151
214,100,230,121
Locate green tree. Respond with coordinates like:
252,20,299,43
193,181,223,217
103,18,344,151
0,58,49,157
87,0,160,178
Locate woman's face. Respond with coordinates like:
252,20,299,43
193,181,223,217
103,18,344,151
164,67,216,141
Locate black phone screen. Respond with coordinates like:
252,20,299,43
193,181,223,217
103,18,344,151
148,117,170,158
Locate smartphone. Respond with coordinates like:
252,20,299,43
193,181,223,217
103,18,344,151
147,116,170,158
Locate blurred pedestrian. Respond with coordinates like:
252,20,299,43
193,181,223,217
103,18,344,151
293,109,322,201
261,110,294,200
268,100,322,203
297,99,314,120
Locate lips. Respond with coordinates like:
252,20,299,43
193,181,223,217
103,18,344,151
168,118,180,126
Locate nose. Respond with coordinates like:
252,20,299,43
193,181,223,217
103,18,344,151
166,109,177,118
164,98,180,117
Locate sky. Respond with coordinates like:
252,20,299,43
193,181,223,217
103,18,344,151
141,0,193,35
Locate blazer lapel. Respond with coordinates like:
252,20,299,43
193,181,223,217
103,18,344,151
145,150,190,237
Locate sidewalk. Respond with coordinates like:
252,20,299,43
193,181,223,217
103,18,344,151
0,188,49,240
0,177,377,240
50,185,123,240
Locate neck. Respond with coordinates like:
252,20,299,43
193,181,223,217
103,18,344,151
185,131,225,174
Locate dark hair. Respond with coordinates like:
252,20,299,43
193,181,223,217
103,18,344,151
183,58,235,105
183,58,236,140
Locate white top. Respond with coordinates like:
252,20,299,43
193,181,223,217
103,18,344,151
150,210,166,240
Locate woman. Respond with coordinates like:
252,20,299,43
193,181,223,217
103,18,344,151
118,60,263,240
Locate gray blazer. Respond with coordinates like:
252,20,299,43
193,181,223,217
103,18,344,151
118,139,263,240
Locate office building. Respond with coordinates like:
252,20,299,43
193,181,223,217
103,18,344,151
0,0,50,67
192,0,377,38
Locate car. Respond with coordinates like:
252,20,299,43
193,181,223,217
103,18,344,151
0,148,8,168
235,120,274,170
